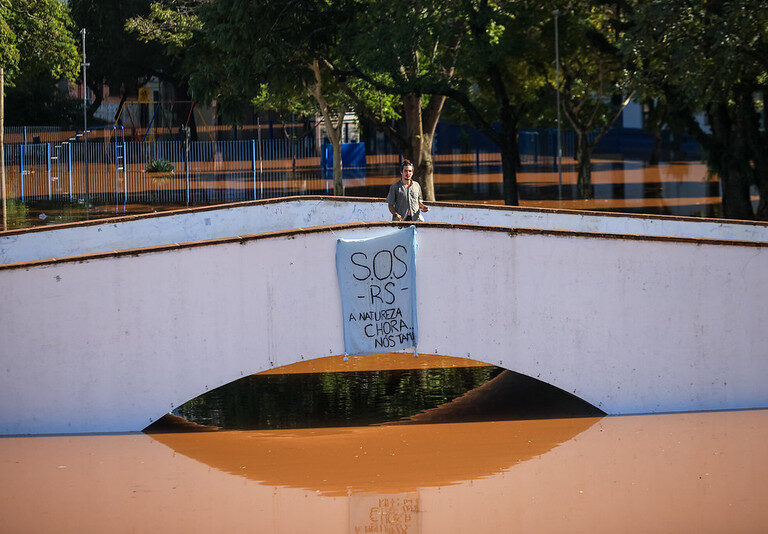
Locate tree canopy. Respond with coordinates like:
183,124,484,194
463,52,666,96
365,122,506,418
1,0,80,230
0,0,79,80
5,0,768,218
554,2,633,199
627,0,768,219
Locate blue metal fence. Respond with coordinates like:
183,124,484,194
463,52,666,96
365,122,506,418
2,128,572,204
2,137,325,204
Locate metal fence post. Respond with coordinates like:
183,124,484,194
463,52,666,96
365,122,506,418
124,139,129,206
114,143,119,207
47,143,52,200
252,139,257,200
68,143,73,201
257,125,263,199
185,138,190,205
19,144,25,202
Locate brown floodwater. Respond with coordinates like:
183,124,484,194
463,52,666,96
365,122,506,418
3,159,745,230
1,409,766,533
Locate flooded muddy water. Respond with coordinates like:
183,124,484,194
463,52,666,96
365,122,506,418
2,159,738,230
157,355,603,431
2,409,767,533
2,159,763,532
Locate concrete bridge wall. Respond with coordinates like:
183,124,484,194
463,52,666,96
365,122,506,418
3,197,768,265
1,223,766,435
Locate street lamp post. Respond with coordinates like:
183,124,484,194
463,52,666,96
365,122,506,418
81,28,90,208
553,9,563,201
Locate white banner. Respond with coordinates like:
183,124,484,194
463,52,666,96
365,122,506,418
336,226,418,357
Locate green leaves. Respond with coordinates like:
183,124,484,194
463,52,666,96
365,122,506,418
0,5,20,75
628,0,768,105
0,0,79,81
125,1,203,49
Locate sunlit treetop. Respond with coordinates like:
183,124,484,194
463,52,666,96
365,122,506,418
0,0,79,82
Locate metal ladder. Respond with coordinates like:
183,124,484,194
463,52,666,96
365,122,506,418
49,129,89,200
114,126,126,172
113,125,127,205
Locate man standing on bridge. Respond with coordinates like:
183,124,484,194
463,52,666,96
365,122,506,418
387,160,429,221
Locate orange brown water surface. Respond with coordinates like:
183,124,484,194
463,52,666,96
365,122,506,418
1,409,767,533
256,352,492,374
4,159,741,231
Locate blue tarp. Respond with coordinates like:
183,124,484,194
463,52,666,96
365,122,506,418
335,226,418,357
321,142,367,169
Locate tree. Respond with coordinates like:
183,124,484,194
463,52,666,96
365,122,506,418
129,0,398,197
129,0,344,195
71,0,197,131
306,60,351,195
426,0,552,206
188,0,356,196
554,3,634,199
3,66,81,126
0,0,79,230
329,0,465,201
627,0,768,220
132,0,472,201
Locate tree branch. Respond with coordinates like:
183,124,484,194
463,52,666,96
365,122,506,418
591,91,635,148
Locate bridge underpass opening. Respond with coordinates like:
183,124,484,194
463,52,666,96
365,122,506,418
144,353,605,433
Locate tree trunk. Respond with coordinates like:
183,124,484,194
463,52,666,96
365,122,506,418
307,60,344,196
402,94,423,173
752,135,768,220
332,133,343,196
500,135,520,206
650,127,662,165
707,101,755,220
646,99,662,165
419,132,435,202
754,167,768,221
575,131,594,199
743,90,768,221
402,93,437,201
88,81,103,121
719,166,754,220
440,85,520,205
754,142,768,218
1,67,6,232
210,101,218,143
114,92,129,125
317,113,344,196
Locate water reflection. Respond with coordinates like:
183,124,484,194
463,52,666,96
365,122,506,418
162,355,603,431
149,417,600,496
2,410,767,532
170,366,504,430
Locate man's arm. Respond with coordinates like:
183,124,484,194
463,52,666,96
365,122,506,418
386,184,403,220
417,184,429,212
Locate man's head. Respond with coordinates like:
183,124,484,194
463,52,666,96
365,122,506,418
400,160,414,184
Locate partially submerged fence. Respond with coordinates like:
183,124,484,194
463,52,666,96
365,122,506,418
2,126,63,145
1,137,329,204
1,128,574,204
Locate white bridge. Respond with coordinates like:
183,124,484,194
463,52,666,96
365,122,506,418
1,197,767,435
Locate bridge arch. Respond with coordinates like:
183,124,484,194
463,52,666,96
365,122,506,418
149,353,606,431
1,222,767,434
